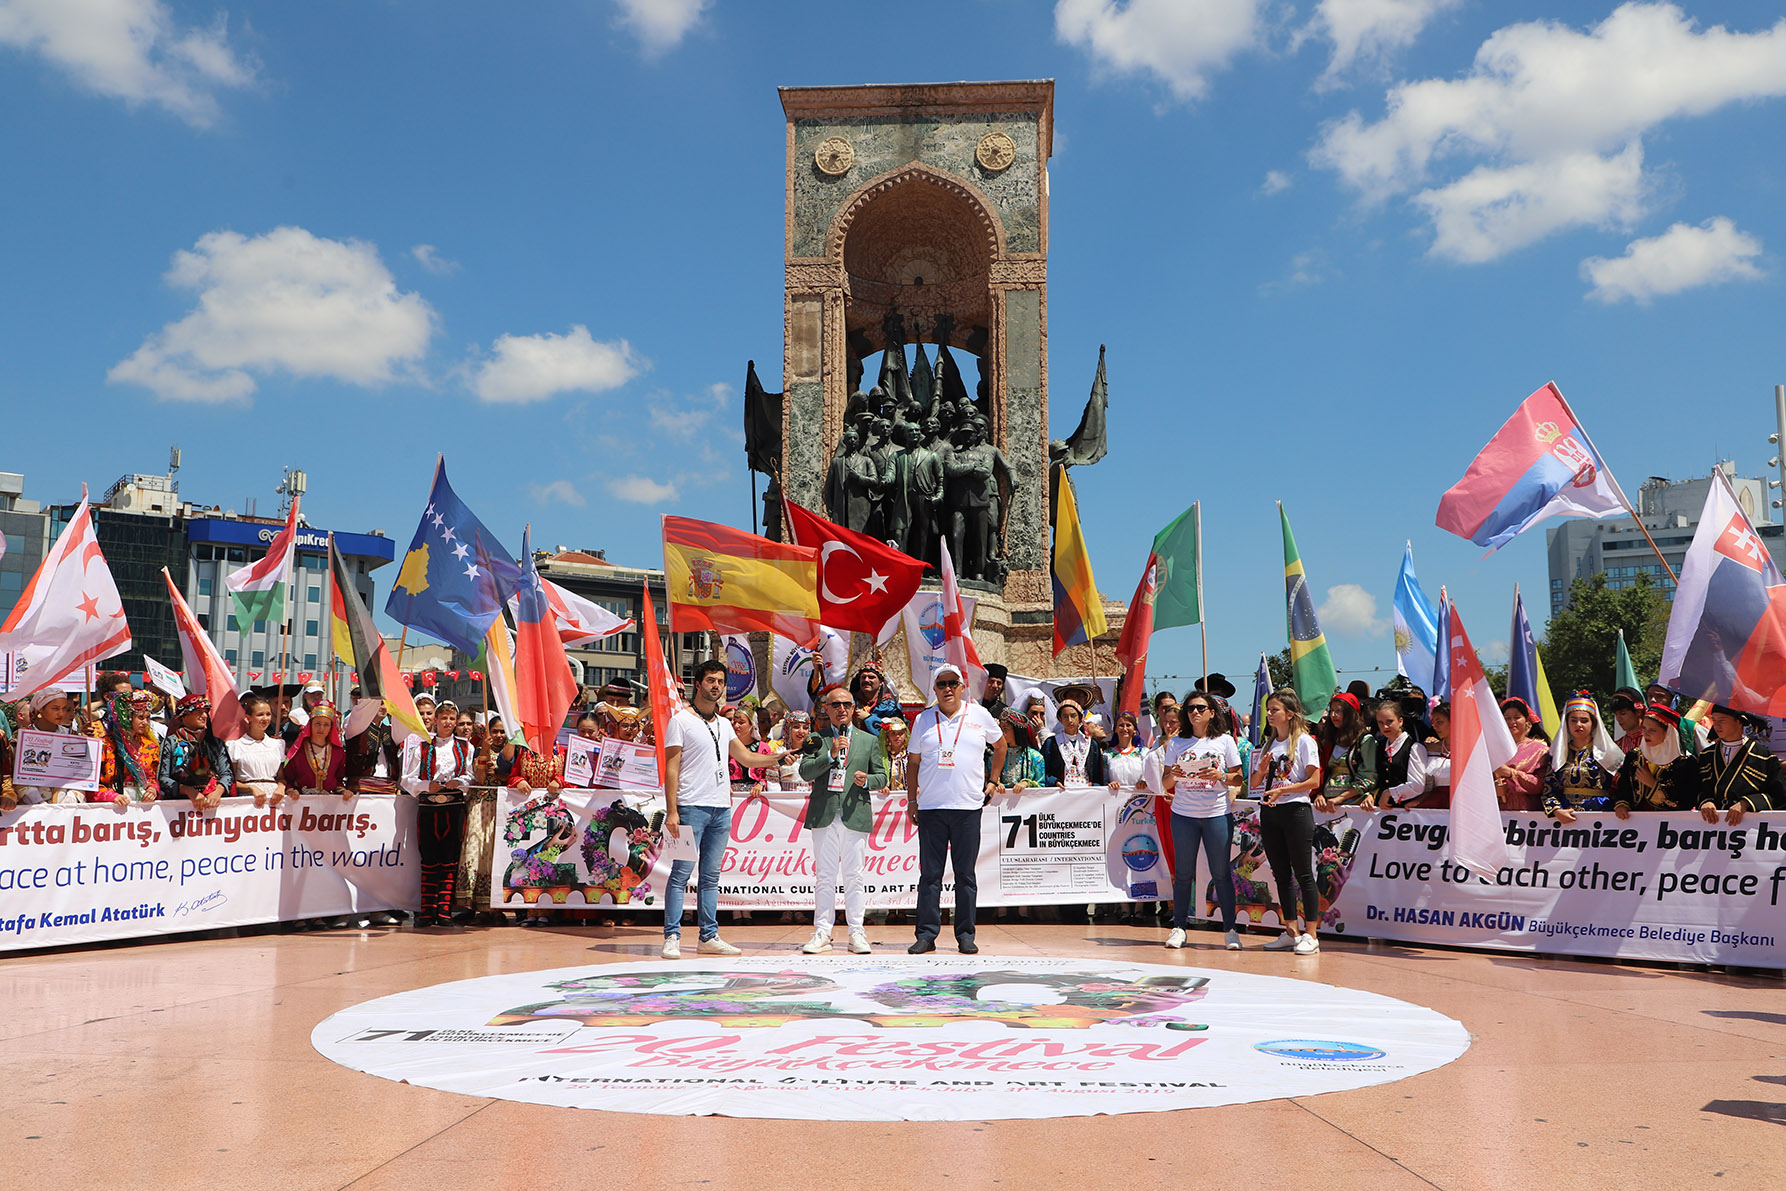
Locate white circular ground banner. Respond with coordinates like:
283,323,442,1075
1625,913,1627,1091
311,957,1469,1120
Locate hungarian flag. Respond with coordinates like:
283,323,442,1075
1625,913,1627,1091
662,515,820,645
1112,557,1158,717
784,499,926,635
1445,600,1516,880
938,538,986,698
1659,469,1786,714
226,497,298,630
1051,468,1108,655
1280,502,1337,714
640,579,685,785
331,535,429,745
506,576,633,647
0,488,132,697
163,567,245,741
512,526,578,757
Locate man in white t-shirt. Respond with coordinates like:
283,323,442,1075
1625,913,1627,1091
660,658,791,960
905,663,1006,954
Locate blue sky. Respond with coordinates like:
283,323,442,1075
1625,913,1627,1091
4,0,1784,691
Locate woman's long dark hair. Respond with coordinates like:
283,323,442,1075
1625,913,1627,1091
1176,690,1233,740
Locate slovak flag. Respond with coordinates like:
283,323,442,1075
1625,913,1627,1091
1659,469,1786,714
1436,383,1628,554
937,538,986,699
512,526,578,757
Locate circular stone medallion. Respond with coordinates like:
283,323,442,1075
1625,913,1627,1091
976,131,1016,172
814,136,855,176
313,956,1469,1121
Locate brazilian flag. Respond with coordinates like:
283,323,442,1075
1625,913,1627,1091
1280,503,1337,715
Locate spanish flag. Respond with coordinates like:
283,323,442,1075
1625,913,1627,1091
662,516,821,646
1051,467,1108,655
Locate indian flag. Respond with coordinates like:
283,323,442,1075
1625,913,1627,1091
227,498,299,629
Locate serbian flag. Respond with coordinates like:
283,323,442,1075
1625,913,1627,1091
640,579,685,784
938,538,987,698
1659,469,1786,714
1112,556,1159,717
1436,382,1629,554
331,535,430,745
662,515,820,646
506,576,633,647
1051,467,1108,655
784,499,926,635
226,497,298,630
0,487,131,697
512,526,579,757
163,567,245,741
1444,600,1516,880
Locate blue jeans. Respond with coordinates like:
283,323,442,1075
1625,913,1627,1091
665,802,731,941
1170,811,1237,931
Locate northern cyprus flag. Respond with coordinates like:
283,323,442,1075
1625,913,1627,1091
226,497,299,628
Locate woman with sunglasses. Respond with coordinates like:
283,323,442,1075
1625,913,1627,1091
1247,689,1323,954
1147,692,1243,950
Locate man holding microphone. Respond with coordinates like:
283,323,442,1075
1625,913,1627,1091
906,663,1006,954
797,683,887,954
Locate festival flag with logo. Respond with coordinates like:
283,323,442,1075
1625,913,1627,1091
505,576,633,647
162,567,244,741
1113,556,1159,717
1392,542,1441,688
512,526,579,757
1436,382,1629,554
937,538,987,698
1279,502,1338,714
225,497,298,631
783,499,926,635
1445,600,1517,880
0,488,132,697
1051,468,1108,655
331,535,429,745
386,456,524,655
1658,469,1786,714
662,515,820,645
770,626,848,713
1150,502,1202,632
639,580,684,784
1508,587,1560,737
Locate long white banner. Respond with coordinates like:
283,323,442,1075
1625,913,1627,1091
0,795,418,951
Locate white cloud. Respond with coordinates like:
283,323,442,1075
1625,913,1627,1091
1312,4,1786,262
648,381,736,438
470,325,644,404
1054,0,1266,101
607,474,679,504
531,480,586,508
410,244,459,276
612,0,709,55
1259,169,1293,195
0,0,254,127
107,226,436,403
1482,639,1510,665
1318,583,1388,637
1259,249,1330,294
1582,216,1764,303
1306,0,1459,87
649,406,711,437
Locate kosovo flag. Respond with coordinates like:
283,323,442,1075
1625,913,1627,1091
385,456,524,654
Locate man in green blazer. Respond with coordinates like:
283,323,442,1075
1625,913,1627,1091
798,682,888,954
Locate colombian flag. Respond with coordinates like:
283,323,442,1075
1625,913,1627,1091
662,516,821,646
1051,468,1108,655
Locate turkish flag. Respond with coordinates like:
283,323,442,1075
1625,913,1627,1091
420,669,437,686
784,500,927,635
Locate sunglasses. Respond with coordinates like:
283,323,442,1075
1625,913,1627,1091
935,679,962,689
1186,705,1211,713
825,699,854,708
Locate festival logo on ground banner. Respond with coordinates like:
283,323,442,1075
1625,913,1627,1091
311,957,1470,1120
500,791,666,907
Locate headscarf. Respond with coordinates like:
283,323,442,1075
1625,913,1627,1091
1640,703,1684,767
173,692,211,743
1001,708,1035,750
30,688,71,715
107,690,159,790
1551,691,1623,771
286,699,342,761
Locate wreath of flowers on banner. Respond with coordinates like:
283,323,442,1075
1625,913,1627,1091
579,799,660,885
865,972,1208,1024
503,795,575,847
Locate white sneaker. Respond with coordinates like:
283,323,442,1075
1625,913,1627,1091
801,930,833,955
1164,928,1186,949
1224,930,1241,950
1263,931,1298,951
698,936,742,956
847,930,872,954
1294,933,1320,955
660,936,681,960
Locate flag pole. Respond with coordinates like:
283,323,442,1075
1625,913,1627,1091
1554,387,1678,585
325,535,338,706
1195,500,1208,690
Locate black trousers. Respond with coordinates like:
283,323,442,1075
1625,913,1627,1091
916,807,980,942
1258,801,1319,927
417,800,467,921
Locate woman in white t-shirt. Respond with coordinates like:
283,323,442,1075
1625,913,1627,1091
1148,693,1243,951
1247,689,1324,955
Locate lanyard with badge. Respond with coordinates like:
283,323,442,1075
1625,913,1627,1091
934,707,967,769
829,729,851,792
698,712,724,783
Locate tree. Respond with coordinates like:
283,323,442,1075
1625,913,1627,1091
1541,573,1667,701
1267,647,1291,691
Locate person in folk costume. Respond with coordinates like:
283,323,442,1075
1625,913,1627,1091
1688,706,1784,825
99,690,162,804
1410,700,1451,809
345,691,403,795
1608,687,1647,755
769,711,814,790
1314,692,1379,809
1612,702,1697,816
229,693,289,808
1367,696,1432,810
283,699,347,796
14,689,90,805
1543,691,1624,822
400,697,476,927
0,700,20,810
158,693,234,809
1492,696,1550,813
849,664,901,736
1040,694,1108,788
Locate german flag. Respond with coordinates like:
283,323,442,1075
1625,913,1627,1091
662,516,820,646
330,535,430,744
